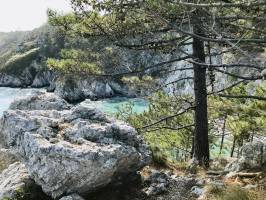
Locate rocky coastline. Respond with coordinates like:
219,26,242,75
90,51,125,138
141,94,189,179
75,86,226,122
0,70,136,102
0,92,265,200
0,92,151,199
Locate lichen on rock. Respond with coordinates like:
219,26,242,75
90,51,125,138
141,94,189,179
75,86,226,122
0,93,151,198
225,141,266,172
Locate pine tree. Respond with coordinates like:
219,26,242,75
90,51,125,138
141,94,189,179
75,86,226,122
48,0,266,167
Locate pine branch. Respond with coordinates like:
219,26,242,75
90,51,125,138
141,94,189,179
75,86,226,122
188,60,263,70
208,80,246,95
218,94,266,101
175,1,265,8
214,68,262,80
141,106,194,129
143,124,194,132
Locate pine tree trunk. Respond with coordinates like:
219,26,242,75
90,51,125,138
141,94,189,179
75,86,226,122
192,25,210,167
219,116,227,155
231,137,236,157
190,133,194,159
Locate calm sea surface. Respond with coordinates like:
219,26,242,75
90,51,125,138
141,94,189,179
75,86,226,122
0,87,148,116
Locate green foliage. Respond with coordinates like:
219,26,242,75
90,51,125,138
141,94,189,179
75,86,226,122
2,188,26,200
47,48,102,74
122,75,154,94
0,31,29,68
47,9,77,33
225,83,266,141
45,0,266,166
0,48,39,75
115,81,266,164
208,82,266,157
0,24,66,77
116,92,194,163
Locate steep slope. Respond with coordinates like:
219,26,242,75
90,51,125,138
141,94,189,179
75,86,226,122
0,25,62,87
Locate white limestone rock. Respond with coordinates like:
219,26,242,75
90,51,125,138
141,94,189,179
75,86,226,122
59,194,85,200
31,70,56,88
0,148,18,172
53,75,134,102
0,162,33,199
9,92,71,111
0,73,24,87
225,141,266,172
0,94,151,198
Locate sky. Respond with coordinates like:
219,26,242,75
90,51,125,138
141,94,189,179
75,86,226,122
0,0,72,32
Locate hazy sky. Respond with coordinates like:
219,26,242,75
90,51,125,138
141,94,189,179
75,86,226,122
0,0,72,32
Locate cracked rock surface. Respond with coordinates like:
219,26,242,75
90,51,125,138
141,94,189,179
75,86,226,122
225,141,266,172
0,162,33,199
0,93,151,198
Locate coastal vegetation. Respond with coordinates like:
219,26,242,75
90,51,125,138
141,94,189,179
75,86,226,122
47,0,266,167
0,0,265,200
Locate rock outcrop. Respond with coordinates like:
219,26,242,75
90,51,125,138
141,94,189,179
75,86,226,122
141,168,198,200
9,91,71,111
0,148,18,172
59,194,85,200
225,141,266,172
31,70,56,88
0,162,49,200
0,72,135,102
0,69,56,88
0,162,33,199
0,93,151,198
53,75,135,102
142,169,170,196
0,73,24,87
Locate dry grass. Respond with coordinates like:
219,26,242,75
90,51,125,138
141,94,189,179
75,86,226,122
204,184,266,200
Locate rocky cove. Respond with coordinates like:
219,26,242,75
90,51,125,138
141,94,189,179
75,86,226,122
0,48,265,200
0,92,201,200
0,4,266,199
0,91,265,200
0,70,137,102
0,87,148,117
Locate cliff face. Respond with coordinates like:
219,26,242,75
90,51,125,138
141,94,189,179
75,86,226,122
0,25,63,88
0,25,223,101
0,25,180,99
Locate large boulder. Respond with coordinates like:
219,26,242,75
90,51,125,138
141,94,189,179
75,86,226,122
0,94,151,198
225,141,266,172
9,92,71,111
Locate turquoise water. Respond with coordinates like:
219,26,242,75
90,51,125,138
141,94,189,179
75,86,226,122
0,88,149,116
80,97,149,115
0,87,234,160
